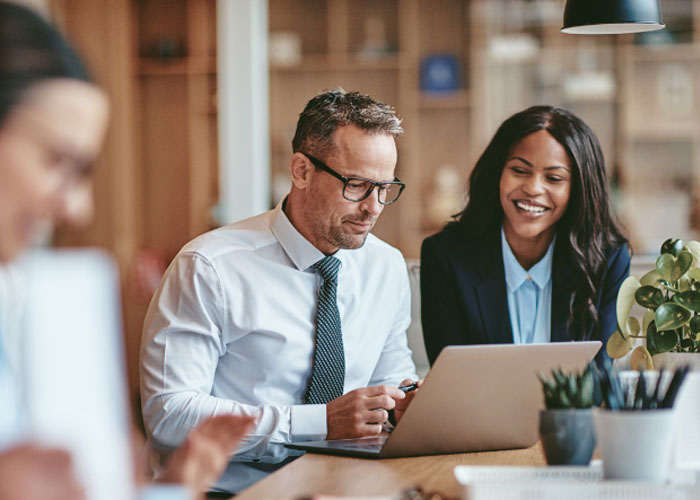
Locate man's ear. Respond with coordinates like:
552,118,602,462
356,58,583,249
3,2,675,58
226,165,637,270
290,152,313,189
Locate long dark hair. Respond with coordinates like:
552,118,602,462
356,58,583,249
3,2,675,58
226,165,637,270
455,105,628,340
0,2,91,126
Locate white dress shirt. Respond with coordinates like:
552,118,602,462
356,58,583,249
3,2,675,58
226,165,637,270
140,200,417,462
501,228,554,344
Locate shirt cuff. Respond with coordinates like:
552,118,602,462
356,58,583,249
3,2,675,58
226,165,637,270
139,484,189,500
289,403,326,441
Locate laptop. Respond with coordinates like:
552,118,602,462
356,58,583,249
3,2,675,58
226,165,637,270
20,250,137,500
286,341,601,458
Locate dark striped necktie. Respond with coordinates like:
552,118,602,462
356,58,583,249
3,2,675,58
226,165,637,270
304,255,345,404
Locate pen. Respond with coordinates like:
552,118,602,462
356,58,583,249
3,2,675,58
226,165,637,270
387,383,419,426
399,382,419,393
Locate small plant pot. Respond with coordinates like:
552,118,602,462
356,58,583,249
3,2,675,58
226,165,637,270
538,409,595,465
593,408,677,481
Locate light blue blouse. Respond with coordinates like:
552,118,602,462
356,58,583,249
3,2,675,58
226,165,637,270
501,228,554,344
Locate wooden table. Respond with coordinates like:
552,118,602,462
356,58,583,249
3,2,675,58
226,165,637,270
235,443,546,500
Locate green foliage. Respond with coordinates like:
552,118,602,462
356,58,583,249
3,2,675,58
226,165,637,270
538,364,596,410
608,238,700,366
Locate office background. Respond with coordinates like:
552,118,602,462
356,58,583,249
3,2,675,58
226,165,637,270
36,0,700,405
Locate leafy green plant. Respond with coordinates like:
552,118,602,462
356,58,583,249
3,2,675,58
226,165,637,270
538,364,596,409
608,238,700,370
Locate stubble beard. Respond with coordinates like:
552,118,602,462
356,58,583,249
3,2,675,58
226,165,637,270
328,224,370,250
308,216,371,251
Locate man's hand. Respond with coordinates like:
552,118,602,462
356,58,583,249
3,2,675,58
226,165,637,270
0,444,85,500
159,414,256,497
393,378,424,423
326,385,406,439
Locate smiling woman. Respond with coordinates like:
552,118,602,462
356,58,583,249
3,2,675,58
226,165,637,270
420,105,631,364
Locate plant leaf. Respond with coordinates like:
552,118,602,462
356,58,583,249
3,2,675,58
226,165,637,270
642,309,655,338
690,315,700,334
661,238,684,256
635,286,664,309
655,302,692,331
676,250,692,278
630,345,653,371
627,317,640,336
689,267,700,283
656,251,693,284
673,290,700,312
617,276,641,336
639,269,662,288
647,321,680,355
606,329,633,358
685,241,700,266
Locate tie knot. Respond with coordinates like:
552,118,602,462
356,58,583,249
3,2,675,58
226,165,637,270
313,256,341,281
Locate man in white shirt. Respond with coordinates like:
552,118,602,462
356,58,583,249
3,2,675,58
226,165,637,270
140,89,418,492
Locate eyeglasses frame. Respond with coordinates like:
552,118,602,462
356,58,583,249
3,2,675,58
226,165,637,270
301,153,406,205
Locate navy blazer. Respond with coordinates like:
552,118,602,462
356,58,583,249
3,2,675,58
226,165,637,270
420,223,630,365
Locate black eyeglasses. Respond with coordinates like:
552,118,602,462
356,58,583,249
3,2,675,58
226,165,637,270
302,153,406,205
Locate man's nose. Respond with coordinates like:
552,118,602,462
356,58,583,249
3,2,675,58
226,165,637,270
359,186,383,216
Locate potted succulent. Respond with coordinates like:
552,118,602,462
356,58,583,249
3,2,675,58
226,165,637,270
607,238,700,370
537,364,597,465
593,364,689,481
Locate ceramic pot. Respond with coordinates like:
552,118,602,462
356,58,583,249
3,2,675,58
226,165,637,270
593,407,677,481
539,409,595,465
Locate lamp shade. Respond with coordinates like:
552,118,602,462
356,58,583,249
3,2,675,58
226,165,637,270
562,0,664,35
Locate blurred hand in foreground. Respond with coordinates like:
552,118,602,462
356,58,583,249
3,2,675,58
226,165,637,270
158,414,256,498
0,444,85,500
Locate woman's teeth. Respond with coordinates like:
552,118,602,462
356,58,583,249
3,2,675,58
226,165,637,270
515,201,547,213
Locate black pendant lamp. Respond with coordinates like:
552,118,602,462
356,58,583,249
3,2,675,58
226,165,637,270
562,0,664,35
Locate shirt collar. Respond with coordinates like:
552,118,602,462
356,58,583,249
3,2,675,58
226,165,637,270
501,227,555,292
270,198,335,272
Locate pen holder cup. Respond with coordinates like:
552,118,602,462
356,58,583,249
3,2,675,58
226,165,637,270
592,407,677,482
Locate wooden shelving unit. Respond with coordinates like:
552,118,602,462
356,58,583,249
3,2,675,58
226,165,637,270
134,0,218,257
617,0,700,253
268,0,700,257
269,0,474,258
51,0,220,405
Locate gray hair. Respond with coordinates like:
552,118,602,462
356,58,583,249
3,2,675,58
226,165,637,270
292,88,403,158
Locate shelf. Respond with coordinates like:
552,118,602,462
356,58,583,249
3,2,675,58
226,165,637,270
138,57,216,76
416,89,471,110
625,127,698,142
629,42,700,62
270,53,402,73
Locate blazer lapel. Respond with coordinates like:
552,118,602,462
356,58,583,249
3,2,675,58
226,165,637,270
475,231,513,344
551,248,575,342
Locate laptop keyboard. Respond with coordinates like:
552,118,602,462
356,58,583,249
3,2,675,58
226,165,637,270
332,436,388,451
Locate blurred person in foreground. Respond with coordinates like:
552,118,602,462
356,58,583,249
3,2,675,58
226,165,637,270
0,2,254,499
